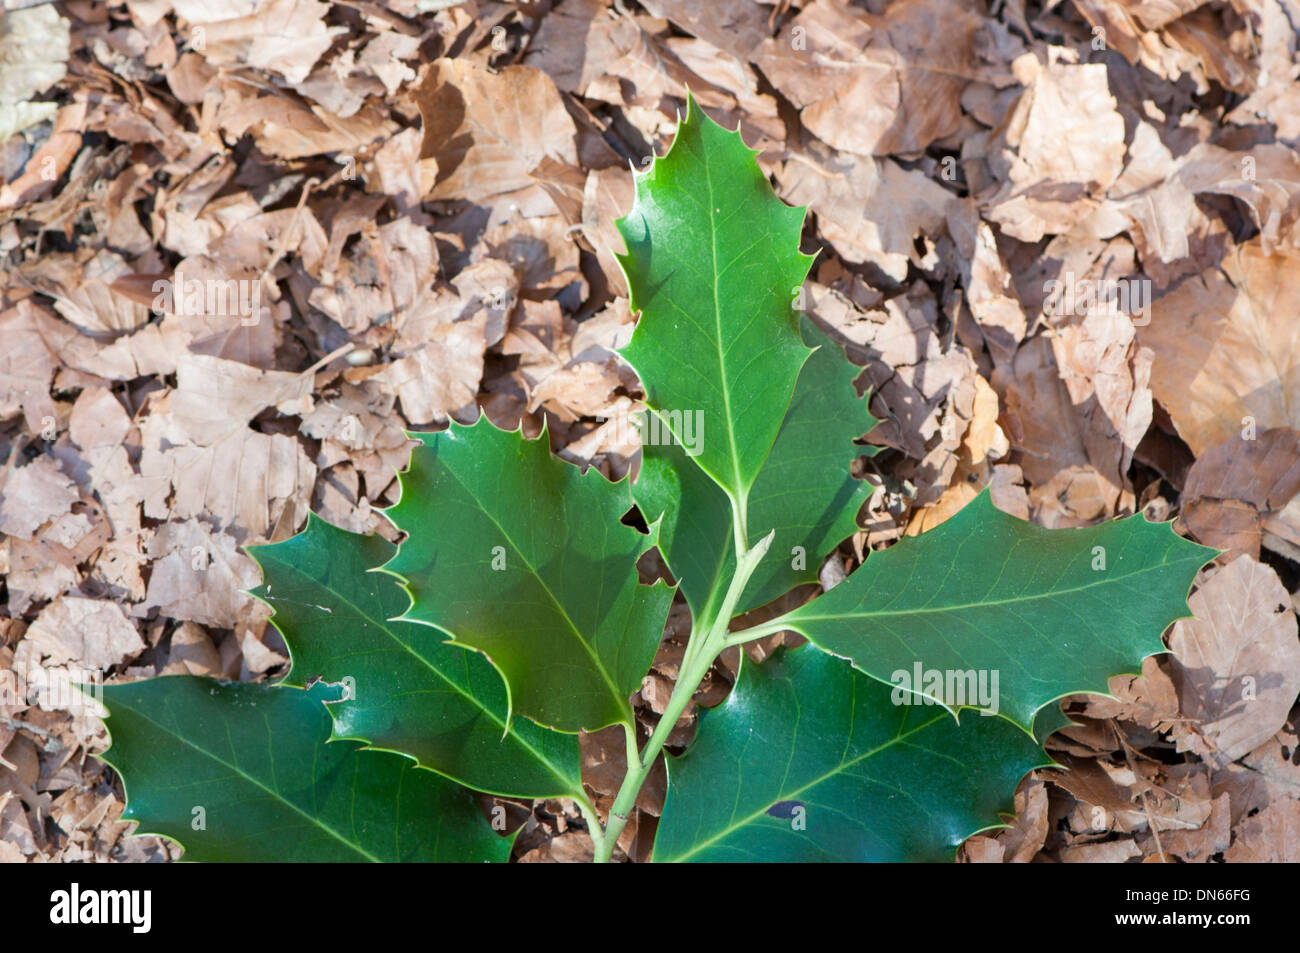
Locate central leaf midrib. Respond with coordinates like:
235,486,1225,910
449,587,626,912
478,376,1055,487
788,556,1202,626
702,139,747,505
265,557,580,796
432,454,632,722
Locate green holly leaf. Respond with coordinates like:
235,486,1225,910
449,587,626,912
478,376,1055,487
248,515,582,800
383,416,674,734
99,677,511,862
779,492,1218,730
636,315,877,622
652,644,1049,862
1032,702,1075,745
617,93,815,514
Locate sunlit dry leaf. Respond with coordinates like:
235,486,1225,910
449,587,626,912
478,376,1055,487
1169,557,1300,764
778,149,956,282
1181,427,1300,561
21,596,144,673
415,59,579,204
983,57,1126,242
0,456,78,541
754,0,981,157
0,4,69,140
142,519,260,628
173,0,342,85
1140,241,1300,457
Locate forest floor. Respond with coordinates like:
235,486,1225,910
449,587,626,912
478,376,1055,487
1,0,1299,863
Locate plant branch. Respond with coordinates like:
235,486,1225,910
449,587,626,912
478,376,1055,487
592,528,774,862
723,611,801,648
728,489,750,560
574,793,608,857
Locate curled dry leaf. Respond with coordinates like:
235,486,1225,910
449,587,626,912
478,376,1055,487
1223,798,1300,862
1140,241,1300,458
414,59,580,205
982,57,1127,243
1181,427,1300,561
754,0,981,158
1168,556,1300,765
0,456,78,541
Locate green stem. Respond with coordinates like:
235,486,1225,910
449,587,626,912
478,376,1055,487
722,611,801,648
574,793,608,857
592,642,715,862
592,529,774,863
728,490,749,563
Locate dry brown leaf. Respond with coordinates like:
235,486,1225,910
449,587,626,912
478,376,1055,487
0,301,63,432
415,59,580,205
983,56,1126,242
158,353,314,447
947,205,1028,366
638,0,772,62
159,622,222,677
993,335,1126,526
1162,791,1231,862
139,424,316,542
1181,427,1300,561
1058,838,1142,862
581,168,635,298
778,150,957,283
1072,655,1180,731
1074,1,1252,94
16,249,152,335
141,519,260,628
1140,241,1300,457
174,0,342,85
808,282,977,496
0,456,78,540
989,775,1050,863
1223,797,1300,862
1212,724,1300,825
523,0,648,97
754,0,981,157
21,596,143,672
1049,293,1153,491
1168,556,1300,764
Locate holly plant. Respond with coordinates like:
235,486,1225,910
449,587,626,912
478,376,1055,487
96,96,1216,863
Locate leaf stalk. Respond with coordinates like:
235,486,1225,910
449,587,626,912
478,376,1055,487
591,526,774,862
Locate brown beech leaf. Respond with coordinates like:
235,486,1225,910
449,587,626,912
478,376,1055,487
1181,427,1300,561
982,57,1126,242
414,59,579,204
0,457,78,541
172,0,342,86
754,0,981,157
1223,799,1300,862
1140,241,1300,457
1168,557,1300,764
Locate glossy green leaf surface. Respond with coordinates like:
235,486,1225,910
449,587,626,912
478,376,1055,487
781,492,1218,730
100,677,510,862
653,644,1049,862
617,93,815,510
383,415,674,734
248,515,582,799
636,316,877,621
